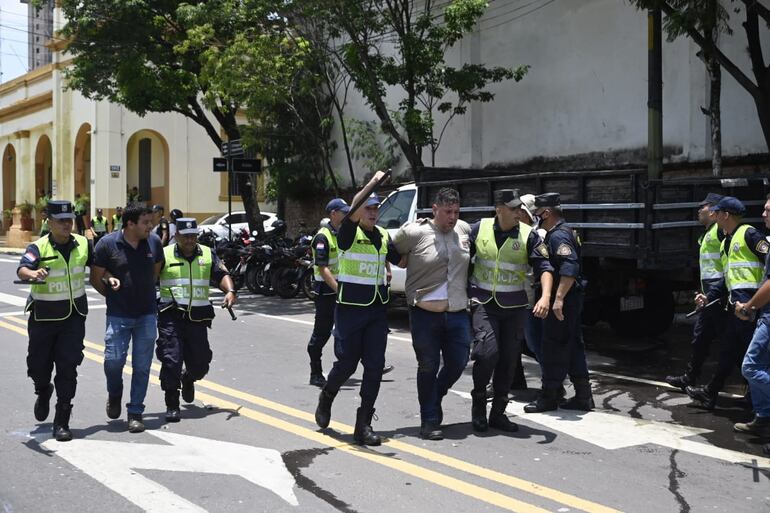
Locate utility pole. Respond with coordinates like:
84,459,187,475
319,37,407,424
648,8,663,180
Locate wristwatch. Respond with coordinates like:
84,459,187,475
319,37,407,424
226,289,237,295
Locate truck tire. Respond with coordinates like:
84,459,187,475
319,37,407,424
608,288,675,337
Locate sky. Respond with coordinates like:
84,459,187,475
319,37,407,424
0,1,30,84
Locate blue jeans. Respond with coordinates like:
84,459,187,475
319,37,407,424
742,322,770,418
103,314,157,414
410,307,472,423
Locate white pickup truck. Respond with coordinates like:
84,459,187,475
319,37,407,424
375,183,419,302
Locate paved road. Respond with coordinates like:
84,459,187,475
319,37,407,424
0,257,768,513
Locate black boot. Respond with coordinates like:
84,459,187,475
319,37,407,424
471,390,488,432
315,389,336,428
524,388,560,413
52,404,73,442
165,390,181,423
665,373,693,392
685,385,717,410
309,360,327,388
181,372,195,403
560,379,595,411
488,397,519,432
106,390,122,420
34,383,54,422
353,407,381,446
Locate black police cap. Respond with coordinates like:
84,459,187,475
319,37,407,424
47,200,76,220
534,193,560,208
698,192,723,207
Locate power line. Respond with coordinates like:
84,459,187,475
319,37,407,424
482,0,558,31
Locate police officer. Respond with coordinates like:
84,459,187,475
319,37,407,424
666,193,726,391
468,189,553,431
90,208,108,244
524,193,592,413
315,171,401,445
156,218,236,422
17,200,97,441
687,196,767,409
152,204,170,246
112,206,123,232
307,198,350,387
168,209,183,245
39,208,50,238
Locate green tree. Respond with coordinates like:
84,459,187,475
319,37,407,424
297,0,527,170
59,0,306,235
632,1,770,157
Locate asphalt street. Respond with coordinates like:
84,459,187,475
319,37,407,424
0,257,768,513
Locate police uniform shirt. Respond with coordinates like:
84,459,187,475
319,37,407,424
468,218,553,278
18,234,94,272
543,219,580,284
160,243,230,287
717,224,769,303
337,218,402,266
312,228,337,296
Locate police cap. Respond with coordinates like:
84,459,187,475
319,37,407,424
709,196,745,216
326,198,351,213
364,193,381,208
47,200,76,220
698,192,723,207
534,193,561,209
493,189,522,208
176,218,199,235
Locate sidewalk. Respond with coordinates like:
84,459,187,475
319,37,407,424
0,235,24,255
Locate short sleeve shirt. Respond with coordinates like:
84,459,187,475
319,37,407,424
93,231,164,317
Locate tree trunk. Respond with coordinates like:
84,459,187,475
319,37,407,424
334,98,357,188
709,58,722,177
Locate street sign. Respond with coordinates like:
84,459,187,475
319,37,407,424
42,431,299,511
232,158,261,173
221,139,244,158
213,157,228,173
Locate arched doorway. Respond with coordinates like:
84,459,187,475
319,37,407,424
35,135,53,200
73,124,91,199
126,130,169,208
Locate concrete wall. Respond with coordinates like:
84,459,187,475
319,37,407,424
329,0,770,183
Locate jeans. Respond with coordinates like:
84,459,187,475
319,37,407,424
103,314,157,414
409,307,472,423
742,322,770,418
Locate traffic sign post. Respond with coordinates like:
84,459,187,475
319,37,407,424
216,141,261,240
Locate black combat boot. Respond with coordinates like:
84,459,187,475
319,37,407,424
685,385,717,410
165,390,181,423
34,383,54,422
315,389,336,428
488,397,519,432
181,372,195,403
524,388,560,413
127,413,145,433
560,378,595,411
353,407,381,446
471,389,488,432
52,404,73,442
665,373,694,392
309,360,327,388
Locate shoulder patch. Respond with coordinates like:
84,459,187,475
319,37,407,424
757,240,770,254
556,243,573,256
536,244,549,258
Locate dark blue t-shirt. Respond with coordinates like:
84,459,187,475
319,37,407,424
93,231,164,317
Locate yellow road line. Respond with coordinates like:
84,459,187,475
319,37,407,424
3,315,622,513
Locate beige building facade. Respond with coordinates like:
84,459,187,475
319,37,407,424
0,6,268,246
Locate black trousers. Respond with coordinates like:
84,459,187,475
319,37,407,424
155,311,212,391
685,302,727,381
540,292,587,390
707,313,755,393
470,302,527,399
27,315,86,405
307,294,336,362
324,303,388,410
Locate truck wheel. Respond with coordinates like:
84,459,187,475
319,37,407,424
608,288,674,337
